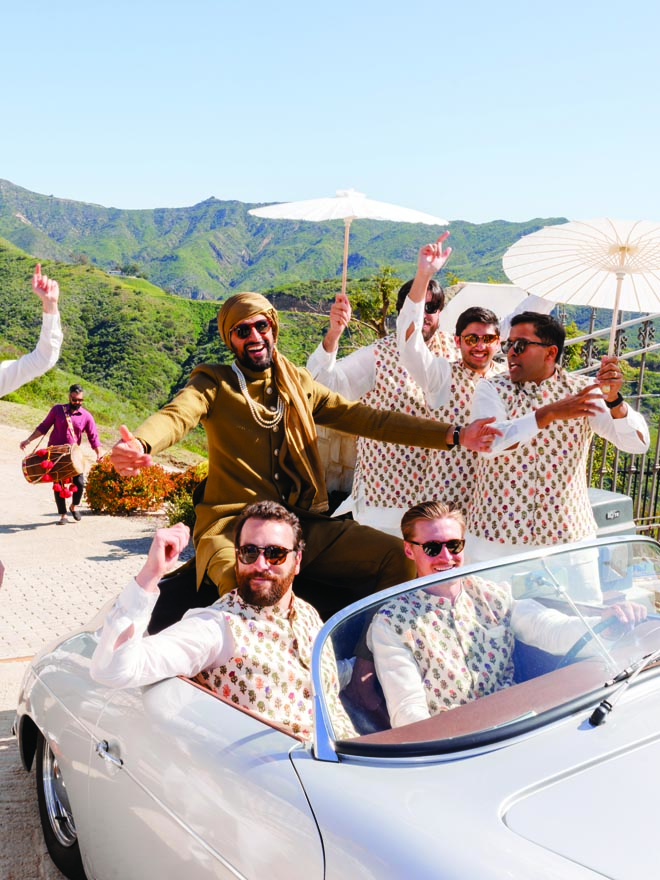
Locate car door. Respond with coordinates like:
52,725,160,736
85,675,324,880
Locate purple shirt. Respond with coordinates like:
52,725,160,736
37,404,100,450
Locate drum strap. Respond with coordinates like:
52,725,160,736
62,407,81,446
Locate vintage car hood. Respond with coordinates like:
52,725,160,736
503,735,658,879
293,676,660,880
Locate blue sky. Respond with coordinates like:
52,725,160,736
2,0,659,223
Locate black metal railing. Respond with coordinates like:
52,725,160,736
565,311,660,538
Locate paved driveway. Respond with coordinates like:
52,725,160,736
0,423,169,878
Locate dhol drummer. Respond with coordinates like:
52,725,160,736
20,384,102,524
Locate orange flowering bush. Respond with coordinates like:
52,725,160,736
165,461,208,528
86,458,176,516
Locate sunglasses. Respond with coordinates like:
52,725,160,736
408,538,465,556
460,333,500,346
231,319,271,340
70,398,84,403
236,544,296,565
501,339,552,356
424,300,443,315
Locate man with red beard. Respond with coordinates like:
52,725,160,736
91,502,355,740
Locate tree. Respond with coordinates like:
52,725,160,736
561,321,584,372
444,271,462,287
349,266,401,340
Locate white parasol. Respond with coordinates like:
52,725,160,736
249,189,448,297
502,218,660,355
438,281,554,334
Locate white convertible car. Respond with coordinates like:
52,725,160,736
14,535,660,880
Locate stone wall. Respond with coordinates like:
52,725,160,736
316,425,357,494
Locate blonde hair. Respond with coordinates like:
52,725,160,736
400,500,465,542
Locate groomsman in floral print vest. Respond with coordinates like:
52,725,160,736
397,298,505,516
308,233,548,532
466,311,649,599
397,234,558,518
307,264,459,537
91,502,356,741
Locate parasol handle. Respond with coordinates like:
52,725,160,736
340,217,353,298
603,269,626,392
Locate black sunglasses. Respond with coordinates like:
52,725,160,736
231,319,271,340
408,538,465,556
424,300,443,315
501,339,552,356
236,544,296,565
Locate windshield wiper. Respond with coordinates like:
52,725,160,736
589,646,660,727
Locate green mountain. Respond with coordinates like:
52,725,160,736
0,239,337,430
2,232,658,449
0,179,567,300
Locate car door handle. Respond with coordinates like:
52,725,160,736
95,740,123,769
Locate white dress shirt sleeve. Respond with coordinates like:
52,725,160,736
396,297,453,408
0,311,63,397
511,598,605,655
367,616,431,728
469,379,541,454
306,341,376,400
470,377,650,458
90,578,233,688
587,398,650,452
511,597,623,660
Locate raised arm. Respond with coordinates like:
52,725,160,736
402,233,452,342
90,524,228,688
323,293,352,354
590,356,650,449
0,264,63,397
307,294,377,398
397,295,453,408
32,263,60,315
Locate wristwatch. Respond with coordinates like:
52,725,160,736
605,393,624,410
448,426,461,449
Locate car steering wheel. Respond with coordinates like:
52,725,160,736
555,616,618,670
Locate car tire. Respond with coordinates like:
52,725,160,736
35,730,87,880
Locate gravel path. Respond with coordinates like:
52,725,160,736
0,422,169,878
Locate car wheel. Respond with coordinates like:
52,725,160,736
35,731,87,880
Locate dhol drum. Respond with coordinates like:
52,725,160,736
21,444,85,486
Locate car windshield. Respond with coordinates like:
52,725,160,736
314,537,660,756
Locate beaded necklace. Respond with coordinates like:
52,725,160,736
231,362,284,429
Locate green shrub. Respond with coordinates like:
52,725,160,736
86,458,176,515
165,461,208,529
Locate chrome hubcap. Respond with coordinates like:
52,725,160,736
42,740,77,847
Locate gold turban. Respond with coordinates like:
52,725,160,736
217,293,328,512
217,292,278,347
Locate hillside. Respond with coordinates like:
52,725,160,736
0,240,343,438
0,179,567,300
2,231,659,450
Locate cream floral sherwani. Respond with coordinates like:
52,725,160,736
90,579,357,742
367,575,614,727
353,331,457,509
369,577,515,723
196,591,355,740
425,359,506,515
467,368,649,549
